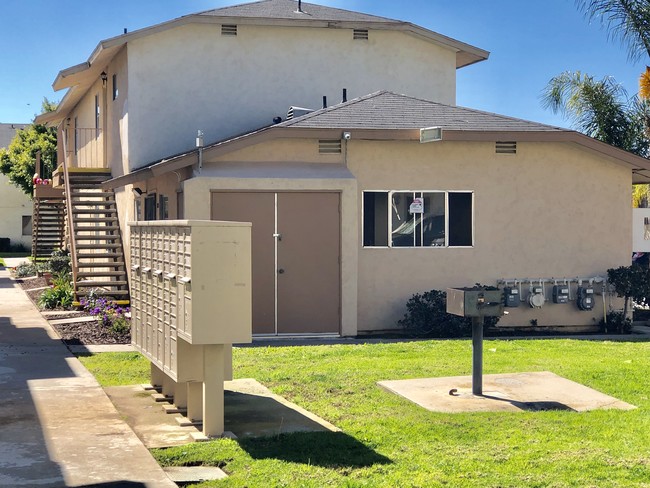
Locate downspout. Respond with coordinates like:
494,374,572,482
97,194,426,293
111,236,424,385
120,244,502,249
196,130,204,175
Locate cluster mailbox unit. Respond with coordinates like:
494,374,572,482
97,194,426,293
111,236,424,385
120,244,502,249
129,220,252,437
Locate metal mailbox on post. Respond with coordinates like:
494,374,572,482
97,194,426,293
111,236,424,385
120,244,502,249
129,220,252,437
447,287,504,396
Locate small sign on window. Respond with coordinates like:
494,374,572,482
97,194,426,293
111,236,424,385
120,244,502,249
409,197,424,214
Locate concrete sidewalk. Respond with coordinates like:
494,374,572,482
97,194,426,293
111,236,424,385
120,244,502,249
0,266,176,487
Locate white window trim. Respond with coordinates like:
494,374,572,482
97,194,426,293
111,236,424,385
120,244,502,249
362,189,475,249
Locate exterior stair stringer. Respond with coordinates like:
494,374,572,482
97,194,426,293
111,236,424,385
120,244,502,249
64,170,130,305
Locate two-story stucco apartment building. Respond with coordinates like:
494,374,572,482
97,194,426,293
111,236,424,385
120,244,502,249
0,123,32,252
37,0,650,336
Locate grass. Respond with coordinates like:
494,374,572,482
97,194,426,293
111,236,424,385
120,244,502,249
79,339,650,487
78,352,150,387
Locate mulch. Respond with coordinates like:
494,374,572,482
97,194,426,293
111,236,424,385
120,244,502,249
15,275,131,346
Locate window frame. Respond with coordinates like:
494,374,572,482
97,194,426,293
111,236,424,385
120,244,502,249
362,189,475,249
112,73,118,101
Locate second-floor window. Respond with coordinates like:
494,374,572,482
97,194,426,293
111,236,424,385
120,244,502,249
112,74,118,101
95,95,100,134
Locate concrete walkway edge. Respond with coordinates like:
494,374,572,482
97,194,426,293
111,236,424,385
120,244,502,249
0,266,176,487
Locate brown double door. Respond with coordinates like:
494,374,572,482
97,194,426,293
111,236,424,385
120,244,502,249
211,192,341,335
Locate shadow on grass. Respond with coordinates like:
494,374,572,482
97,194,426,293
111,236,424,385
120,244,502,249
237,431,392,468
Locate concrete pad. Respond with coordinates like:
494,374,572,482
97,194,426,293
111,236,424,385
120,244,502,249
105,378,340,448
67,344,135,353
105,385,196,449
378,371,636,413
48,315,97,325
163,466,228,483
224,378,341,438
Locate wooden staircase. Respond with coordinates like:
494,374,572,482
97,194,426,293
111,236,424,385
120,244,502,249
32,189,65,260
65,170,129,303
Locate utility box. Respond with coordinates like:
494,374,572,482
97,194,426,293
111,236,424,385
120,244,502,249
504,287,520,307
447,287,504,318
552,285,570,304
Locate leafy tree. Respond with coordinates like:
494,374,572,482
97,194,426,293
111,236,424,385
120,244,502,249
607,264,650,315
542,71,650,156
0,98,58,197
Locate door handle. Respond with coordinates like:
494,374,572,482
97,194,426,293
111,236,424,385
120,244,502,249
278,268,285,274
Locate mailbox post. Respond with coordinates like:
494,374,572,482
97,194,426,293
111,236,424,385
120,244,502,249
447,287,504,395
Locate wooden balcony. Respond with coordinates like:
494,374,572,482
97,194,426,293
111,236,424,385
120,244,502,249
65,127,105,169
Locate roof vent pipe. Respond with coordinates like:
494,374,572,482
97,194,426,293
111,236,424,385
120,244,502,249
297,0,303,13
323,96,327,109
342,88,347,103
124,28,127,34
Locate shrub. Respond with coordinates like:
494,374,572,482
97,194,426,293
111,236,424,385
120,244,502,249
38,273,73,309
48,249,71,275
399,286,501,338
80,289,131,336
15,262,37,278
607,265,650,313
600,311,633,334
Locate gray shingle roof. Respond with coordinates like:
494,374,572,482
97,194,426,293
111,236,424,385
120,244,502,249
279,91,565,132
0,123,28,149
196,0,400,23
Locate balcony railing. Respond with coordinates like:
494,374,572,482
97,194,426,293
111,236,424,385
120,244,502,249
65,128,105,169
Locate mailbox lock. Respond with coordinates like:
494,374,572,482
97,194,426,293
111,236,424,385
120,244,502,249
278,268,285,274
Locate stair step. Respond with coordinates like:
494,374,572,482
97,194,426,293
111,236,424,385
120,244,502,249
76,243,122,250
71,209,116,215
76,280,128,288
76,261,125,267
77,271,127,278
77,251,123,258
75,235,121,242
72,217,117,222
73,217,118,223
74,225,120,232
69,191,113,198
76,289,130,297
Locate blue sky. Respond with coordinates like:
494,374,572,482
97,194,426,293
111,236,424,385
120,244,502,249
0,0,646,129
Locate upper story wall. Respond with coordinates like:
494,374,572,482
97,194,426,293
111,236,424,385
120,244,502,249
127,23,458,169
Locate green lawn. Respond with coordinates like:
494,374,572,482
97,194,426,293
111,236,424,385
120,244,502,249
79,339,650,487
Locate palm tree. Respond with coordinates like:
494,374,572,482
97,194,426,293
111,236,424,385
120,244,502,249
542,71,650,205
542,71,650,156
576,0,650,96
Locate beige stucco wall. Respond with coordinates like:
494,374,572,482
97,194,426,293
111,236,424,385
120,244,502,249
182,153,359,336
123,136,632,335
106,47,130,179
203,137,631,333
350,140,631,331
127,23,457,168
0,174,32,249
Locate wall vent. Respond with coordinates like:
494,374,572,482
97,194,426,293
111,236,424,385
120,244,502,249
353,29,369,40
287,106,314,120
319,140,342,154
221,24,238,36
496,141,517,154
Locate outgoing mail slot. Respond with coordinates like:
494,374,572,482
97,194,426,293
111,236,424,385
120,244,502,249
446,287,504,318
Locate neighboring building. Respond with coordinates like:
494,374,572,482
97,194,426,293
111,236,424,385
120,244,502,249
38,0,650,336
0,123,32,251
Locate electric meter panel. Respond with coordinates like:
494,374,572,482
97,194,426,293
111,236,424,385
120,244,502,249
552,285,570,304
577,286,595,311
504,287,520,307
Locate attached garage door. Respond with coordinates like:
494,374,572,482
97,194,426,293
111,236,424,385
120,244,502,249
211,192,341,335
